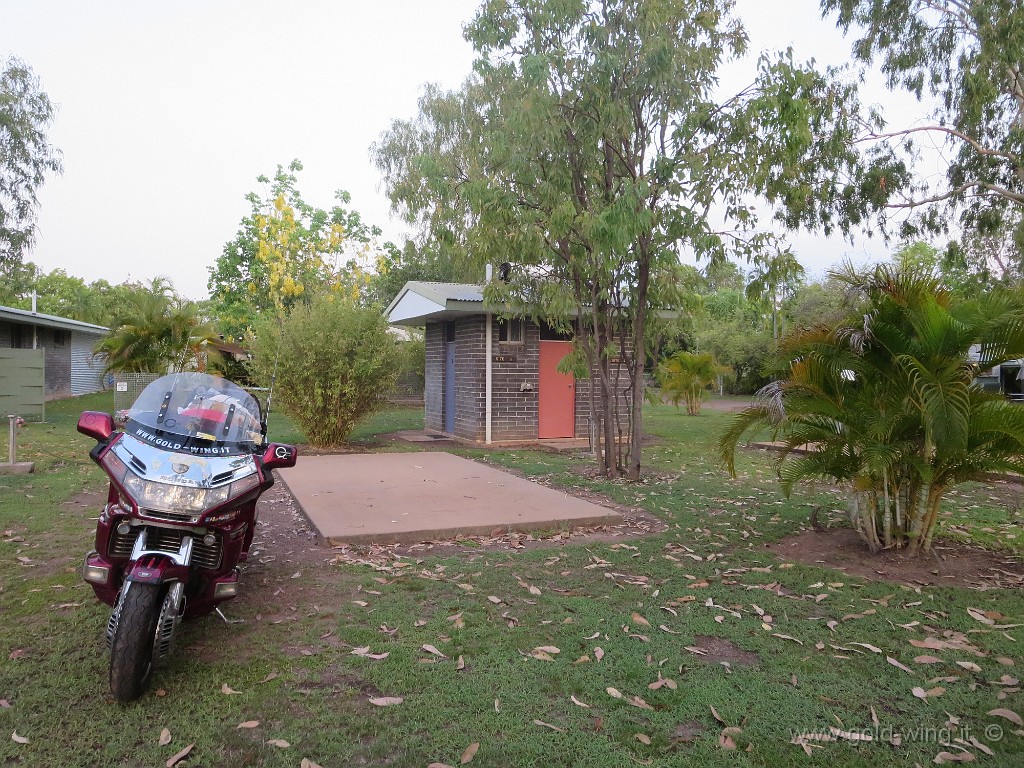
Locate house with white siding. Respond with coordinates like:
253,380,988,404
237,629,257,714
0,305,108,399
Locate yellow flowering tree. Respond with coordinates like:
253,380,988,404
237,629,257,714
254,192,347,313
208,160,385,333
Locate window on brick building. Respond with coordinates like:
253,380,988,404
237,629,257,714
539,322,573,341
498,318,523,344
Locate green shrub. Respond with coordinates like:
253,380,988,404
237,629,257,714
249,294,400,447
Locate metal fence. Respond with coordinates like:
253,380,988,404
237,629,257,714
112,374,272,412
112,372,161,413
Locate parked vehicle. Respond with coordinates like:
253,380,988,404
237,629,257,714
77,372,297,702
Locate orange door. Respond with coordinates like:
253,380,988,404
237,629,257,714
539,341,576,438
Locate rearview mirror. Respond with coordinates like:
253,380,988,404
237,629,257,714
261,443,297,471
78,411,114,442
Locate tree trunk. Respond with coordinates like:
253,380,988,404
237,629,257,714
626,250,650,482
586,343,602,462
910,484,945,556
592,305,617,477
882,471,892,548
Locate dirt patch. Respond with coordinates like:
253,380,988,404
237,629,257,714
293,668,383,698
685,635,760,667
700,398,751,413
59,487,107,510
199,480,364,649
766,528,1024,590
248,482,322,565
670,721,706,745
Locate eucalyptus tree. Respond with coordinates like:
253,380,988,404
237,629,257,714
818,0,1024,238
0,58,62,267
944,208,1024,293
721,263,1024,556
375,0,853,478
782,277,848,335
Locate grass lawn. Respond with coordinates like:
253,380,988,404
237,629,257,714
0,395,1021,767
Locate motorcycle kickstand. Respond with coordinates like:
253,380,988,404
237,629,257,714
215,607,244,624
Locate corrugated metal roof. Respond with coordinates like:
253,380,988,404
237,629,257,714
405,282,485,305
0,305,108,335
385,281,490,326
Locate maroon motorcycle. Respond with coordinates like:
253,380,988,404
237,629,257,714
77,372,297,702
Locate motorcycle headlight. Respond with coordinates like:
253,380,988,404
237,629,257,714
121,475,231,514
104,447,259,518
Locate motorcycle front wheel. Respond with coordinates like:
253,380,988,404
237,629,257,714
109,582,161,702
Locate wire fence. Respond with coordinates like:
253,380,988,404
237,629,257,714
112,373,161,413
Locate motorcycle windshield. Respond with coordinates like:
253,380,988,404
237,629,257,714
124,373,264,456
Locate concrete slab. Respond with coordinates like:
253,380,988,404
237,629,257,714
392,430,455,443
276,452,622,545
0,462,34,474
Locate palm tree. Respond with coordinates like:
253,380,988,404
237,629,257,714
720,263,1024,556
96,279,220,374
657,351,722,416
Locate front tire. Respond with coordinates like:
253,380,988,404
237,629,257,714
109,583,161,702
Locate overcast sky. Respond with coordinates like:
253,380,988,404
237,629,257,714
5,0,928,299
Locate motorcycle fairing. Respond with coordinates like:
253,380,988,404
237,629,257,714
112,433,258,490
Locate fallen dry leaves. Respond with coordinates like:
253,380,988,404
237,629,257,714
719,727,741,750
368,696,404,707
987,708,1023,726
887,656,913,674
165,743,194,767
533,719,564,733
422,644,448,659
933,750,976,764
460,741,480,763
351,646,389,660
648,672,677,691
